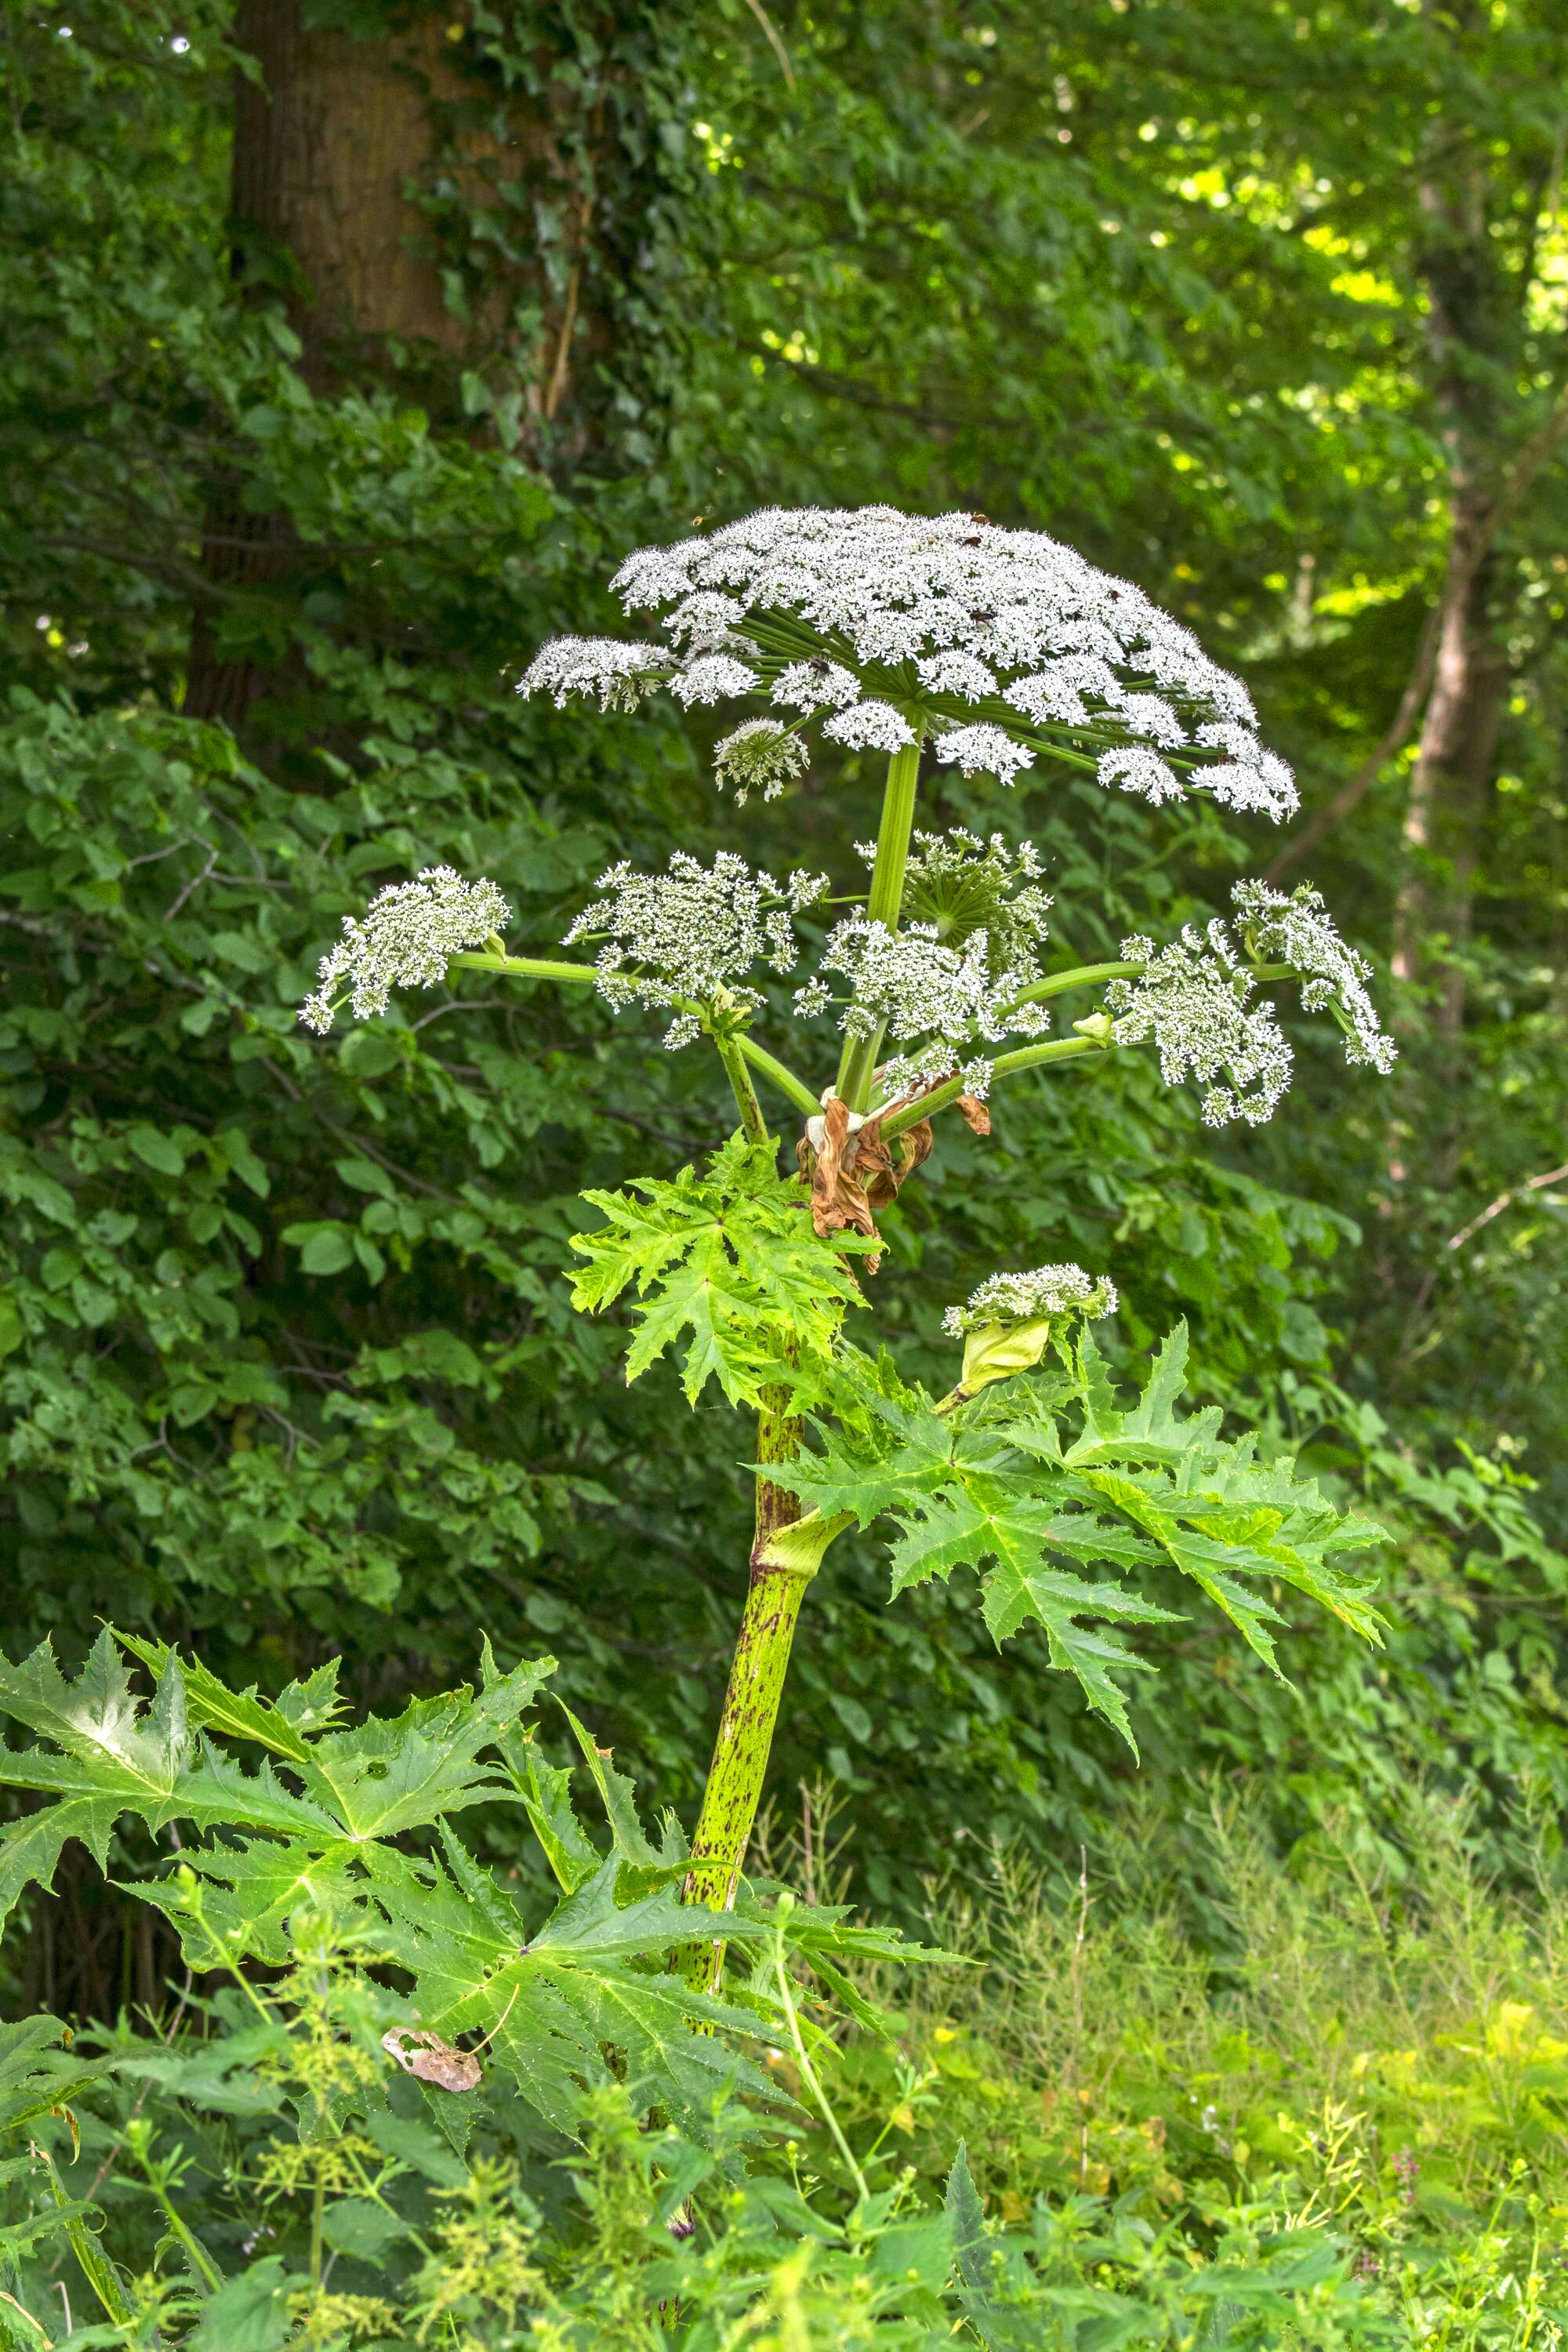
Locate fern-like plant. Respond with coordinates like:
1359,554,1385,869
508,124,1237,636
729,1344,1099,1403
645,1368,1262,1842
294,506,1396,1982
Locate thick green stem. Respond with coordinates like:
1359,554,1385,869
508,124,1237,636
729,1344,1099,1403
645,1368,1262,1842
681,1392,808,1985
1008,959,1141,1009
448,951,597,984
734,1031,820,1119
451,948,707,1020
836,735,922,1110
679,1029,821,1983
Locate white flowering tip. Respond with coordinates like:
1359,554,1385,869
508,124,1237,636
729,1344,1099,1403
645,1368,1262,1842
916,650,999,701
1105,923,1292,1126
1232,879,1397,1074
1098,745,1185,807
934,723,1036,786
942,1265,1118,1396
670,652,760,707
1098,885,1395,1119
517,635,671,711
519,506,1296,816
561,850,825,1036
772,659,862,713
713,717,809,804
942,1264,1120,1338
299,867,510,1035
821,699,915,753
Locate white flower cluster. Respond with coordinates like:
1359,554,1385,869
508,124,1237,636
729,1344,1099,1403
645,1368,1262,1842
934,721,1037,787
713,718,809,804
898,829,1053,975
800,913,1051,1102
299,866,510,1035
1232,880,1397,1073
1105,923,1294,1127
942,1264,1119,1338
521,507,1299,818
1099,884,1396,1121
564,851,827,1047
516,634,673,712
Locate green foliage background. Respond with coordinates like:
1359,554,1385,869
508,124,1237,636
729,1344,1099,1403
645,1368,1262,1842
4,0,1567,1996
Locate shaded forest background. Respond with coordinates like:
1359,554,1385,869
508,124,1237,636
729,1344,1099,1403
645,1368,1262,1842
4,0,1567,2016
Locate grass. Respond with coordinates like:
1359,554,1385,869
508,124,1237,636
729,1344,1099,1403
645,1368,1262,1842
815,1774,1568,2344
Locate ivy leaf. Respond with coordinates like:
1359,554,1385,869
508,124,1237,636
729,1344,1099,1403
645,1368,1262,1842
125,1124,185,1176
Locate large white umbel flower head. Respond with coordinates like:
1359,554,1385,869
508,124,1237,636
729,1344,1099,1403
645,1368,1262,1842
519,506,1299,822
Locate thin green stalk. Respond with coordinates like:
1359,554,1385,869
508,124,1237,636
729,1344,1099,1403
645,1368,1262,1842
734,1031,820,1119
147,2176,223,2293
836,736,922,1110
34,2149,132,2326
880,1034,1107,1139
770,1908,869,2203
715,1033,769,1145
310,2172,326,2292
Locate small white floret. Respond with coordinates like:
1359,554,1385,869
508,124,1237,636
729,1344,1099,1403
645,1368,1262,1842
822,700,916,753
1098,745,1185,806
916,651,999,702
934,723,1035,785
670,653,760,707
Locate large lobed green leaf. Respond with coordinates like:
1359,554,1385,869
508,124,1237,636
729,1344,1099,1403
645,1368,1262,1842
0,1632,935,2141
784,1325,1388,1754
569,1135,867,1407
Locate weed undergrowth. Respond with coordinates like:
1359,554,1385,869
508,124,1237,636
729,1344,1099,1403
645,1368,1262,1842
827,1777,1568,2347
2,1780,1564,2346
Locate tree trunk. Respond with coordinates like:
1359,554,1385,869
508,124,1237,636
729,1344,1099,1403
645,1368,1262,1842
1390,529,1507,1037
183,2,661,729
227,2,474,382
1390,52,1515,1029
185,2,476,728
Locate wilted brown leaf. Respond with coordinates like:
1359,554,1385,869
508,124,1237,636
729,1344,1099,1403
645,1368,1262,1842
381,2027,482,2094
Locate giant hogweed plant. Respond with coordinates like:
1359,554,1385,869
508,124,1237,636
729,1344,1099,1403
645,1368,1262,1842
295,507,1396,1975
